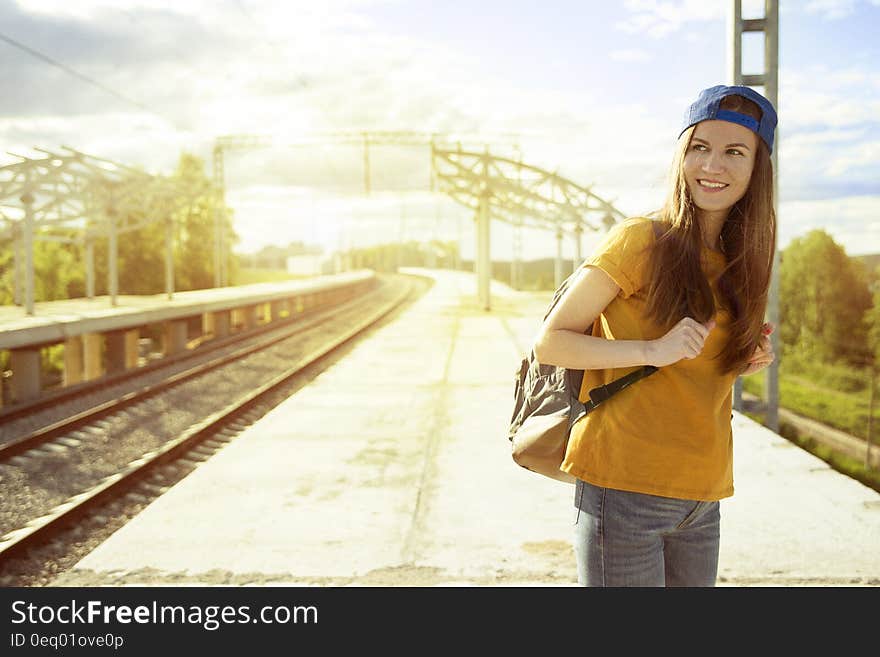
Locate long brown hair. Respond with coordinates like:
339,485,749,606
644,94,776,374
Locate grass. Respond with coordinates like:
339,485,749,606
741,370,880,494
742,368,878,440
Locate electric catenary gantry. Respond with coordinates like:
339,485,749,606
431,142,626,310
0,146,211,315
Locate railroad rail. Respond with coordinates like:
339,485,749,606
0,272,426,583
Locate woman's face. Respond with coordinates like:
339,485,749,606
683,119,758,221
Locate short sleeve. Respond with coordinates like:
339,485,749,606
582,217,656,298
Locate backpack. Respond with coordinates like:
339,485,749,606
508,271,658,483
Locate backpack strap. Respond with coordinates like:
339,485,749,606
584,365,658,413
581,219,665,412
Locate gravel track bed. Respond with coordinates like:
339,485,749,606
0,292,367,442
0,276,407,540
0,273,428,587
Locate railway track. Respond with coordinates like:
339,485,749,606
741,392,880,470
0,276,374,440
0,273,428,584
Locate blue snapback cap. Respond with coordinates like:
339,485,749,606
680,85,778,154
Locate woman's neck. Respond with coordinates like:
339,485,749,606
698,210,728,252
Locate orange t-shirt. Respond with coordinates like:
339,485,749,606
561,216,740,501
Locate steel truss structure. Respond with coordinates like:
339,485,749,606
431,145,624,233
0,146,210,315
210,131,526,285
213,132,626,309
431,143,625,309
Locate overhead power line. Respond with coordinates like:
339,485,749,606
232,0,311,94
0,30,179,129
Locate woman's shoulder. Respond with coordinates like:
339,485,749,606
616,215,659,232
602,216,660,249
588,216,659,297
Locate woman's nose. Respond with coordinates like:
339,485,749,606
701,152,724,173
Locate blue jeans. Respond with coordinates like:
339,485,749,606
572,478,720,587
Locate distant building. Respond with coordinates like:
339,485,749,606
286,255,324,276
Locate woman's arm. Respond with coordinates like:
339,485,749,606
532,266,714,370
532,266,649,370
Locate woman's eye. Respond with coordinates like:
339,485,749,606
692,144,707,151
727,148,743,156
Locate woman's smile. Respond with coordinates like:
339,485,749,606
696,179,728,190
684,120,757,219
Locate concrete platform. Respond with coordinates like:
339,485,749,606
52,268,880,587
0,271,373,350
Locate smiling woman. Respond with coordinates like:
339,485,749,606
531,84,778,587
649,87,777,375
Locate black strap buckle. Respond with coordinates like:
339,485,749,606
587,365,659,409
589,385,612,405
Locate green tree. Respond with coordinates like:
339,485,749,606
867,264,880,366
114,207,167,295
0,151,237,305
171,153,237,291
780,229,873,365
65,152,236,297
0,228,84,304
33,238,84,301
0,234,14,305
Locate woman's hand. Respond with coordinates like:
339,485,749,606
645,317,716,367
740,322,775,377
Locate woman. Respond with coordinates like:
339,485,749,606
532,85,778,587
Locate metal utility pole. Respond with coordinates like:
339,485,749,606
165,217,175,299
13,227,22,306
455,213,462,271
397,204,405,271
511,221,522,289
212,143,226,288
107,205,118,306
476,149,492,311
85,236,95,299
554,228,564,289
867,363,876,470
729,0,780,431
20,186,35,316
574,222,584,268
363,133,371,195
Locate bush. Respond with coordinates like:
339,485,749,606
782,350,870,394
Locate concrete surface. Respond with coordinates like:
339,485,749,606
51,268,880,587
0,270,373,350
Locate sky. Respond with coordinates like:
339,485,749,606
0,0,878,263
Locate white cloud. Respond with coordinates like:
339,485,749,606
4,0,669,224
4,0,878,260
824,140,880,177
616,0,725,37
777,67,880,198
781,127,867,161
779,195,880,256
609,49,650,62
14,0,395,23
0,112,194,172
805,0,859,19
782,66,880,129
15,0,206,19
